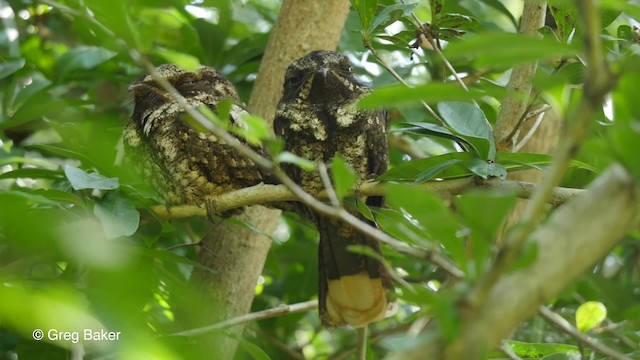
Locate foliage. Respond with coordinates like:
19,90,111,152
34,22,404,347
1,0,639,359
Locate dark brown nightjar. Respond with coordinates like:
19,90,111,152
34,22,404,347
123,64,263,206
274,51,394,327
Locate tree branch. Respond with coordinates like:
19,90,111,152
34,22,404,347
150,179,584,219
538,306,633,360
469,0,617,310
495,0,548,150
389,164,640,359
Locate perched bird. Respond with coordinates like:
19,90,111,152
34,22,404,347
274,51,393,327
123,64,263,206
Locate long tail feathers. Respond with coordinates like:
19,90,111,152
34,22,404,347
317,216,394,327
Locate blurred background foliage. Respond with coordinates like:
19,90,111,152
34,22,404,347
0,0,639,359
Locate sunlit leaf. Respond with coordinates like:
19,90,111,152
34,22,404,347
332,156,357,202
359,82,487,109
155,48,201,71
368,3,418,34
576,301,607,333
276,152,317,171
351,0,378,33
444,32,579,68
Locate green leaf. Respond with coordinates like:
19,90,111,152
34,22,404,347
359,82,487,109
438,102,495,160
331,156,357,202
276,152,317,171
393,121,468,144
64,166,119,190
576,301,607,333
415,159,463,183
368,3,418,34
56,46,117,76
0,168,64,181
0,58,26,80
351,0,378,33
386,184,466,269
233,114,272,145
26,144,95,165
461,159,506,180
380,152,476,181
93,192,140,239
444,32,579,68
457,190,516,276
504,340,580,358
381,151,593,182
155,48,201,71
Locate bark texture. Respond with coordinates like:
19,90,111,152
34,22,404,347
189,1,352,358
248,0,352,123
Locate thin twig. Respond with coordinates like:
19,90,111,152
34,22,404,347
357,326,368,360
170,300,318,337
513,109,546,152
539,306,632,360
318,162,340,207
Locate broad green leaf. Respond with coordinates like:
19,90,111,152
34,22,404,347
155,48,201,71
0,168,64,180
415,158,463,183
359,82,487,109
457,190,516,276
94,192,140,239
505,340,581,358
380,152,594,182
374,207,433,246
64,166,119,190
56,46,117,76
331,156,357,202
444,32,579,68
393,122,465,143
481,0,517,28
380,152,475,181
387,184,466,269
276,152,317,171
576,301,607,333
26,144,95,165
0,283,105,346
368,3,418,34
438,102,495,160
351,0,378,33
461,159,506,180
234,114,272,145
0,58,26,80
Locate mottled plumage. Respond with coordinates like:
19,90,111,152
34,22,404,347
123,64,262,206
274,51,393,327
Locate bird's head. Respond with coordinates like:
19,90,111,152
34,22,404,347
129,65,239,122
281,51,368,105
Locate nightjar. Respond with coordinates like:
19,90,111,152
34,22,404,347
123,64,263,206
274,51,393,327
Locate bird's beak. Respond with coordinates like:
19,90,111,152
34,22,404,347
319,67,330,78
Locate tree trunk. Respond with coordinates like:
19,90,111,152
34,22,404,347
189,1,352,358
